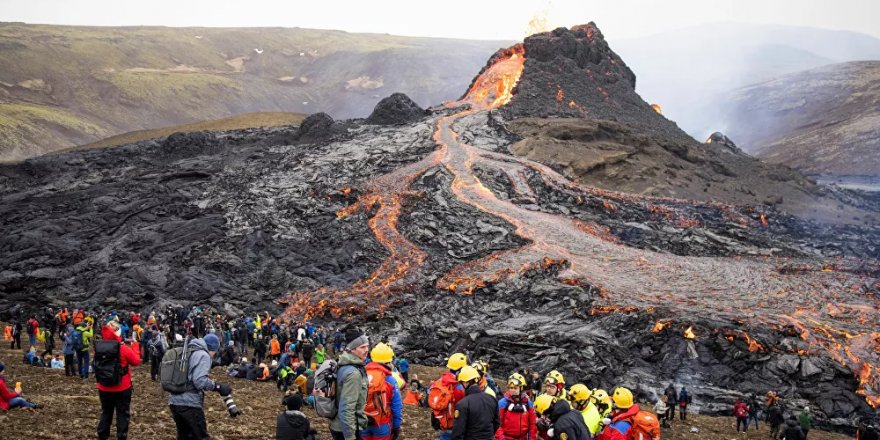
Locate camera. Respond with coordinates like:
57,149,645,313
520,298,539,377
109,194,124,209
220,393,242,418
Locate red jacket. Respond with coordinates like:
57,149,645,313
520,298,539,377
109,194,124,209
597,404,641,440
97,326,141,393
0,376,20,411
440,372,466,403
734,401,749,418
496,391,537,440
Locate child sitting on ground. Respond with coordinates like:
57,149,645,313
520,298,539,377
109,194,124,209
276,392,316,440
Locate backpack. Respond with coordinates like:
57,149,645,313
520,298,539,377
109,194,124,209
364,367,391,426
160,340,196,394
312,359,339,419
94,340,128,387
628,410,661,440
428,380,457,430
72,328,84,351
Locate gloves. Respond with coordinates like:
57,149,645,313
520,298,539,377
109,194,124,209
391,427,400,440
215,383,232,395
537,418,550,431
603,417,612,426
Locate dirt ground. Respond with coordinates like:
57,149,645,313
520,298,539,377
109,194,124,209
0,338,852,439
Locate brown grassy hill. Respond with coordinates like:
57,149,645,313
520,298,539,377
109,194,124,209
0,341,850,440
723,61,880,177
0,23,509,161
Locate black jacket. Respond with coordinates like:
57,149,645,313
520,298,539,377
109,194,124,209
767,405,784,425
782,418,805,440
451,384,501,440
276,410,315,440
549,399,591,440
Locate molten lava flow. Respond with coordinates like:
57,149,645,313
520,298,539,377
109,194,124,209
651,103,662,114
684,326,697,339
464,45,525,109
653,321,668,333
760,214,768,227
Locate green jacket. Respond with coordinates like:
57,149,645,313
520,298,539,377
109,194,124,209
799,412,813,430
77,325,93,352
330,352,368,440
315,348,326,365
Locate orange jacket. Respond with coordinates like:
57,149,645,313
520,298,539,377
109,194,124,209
3,326,11,340
257,365,271,381
270,339,281,356
72,311,84,325
402,389,423,406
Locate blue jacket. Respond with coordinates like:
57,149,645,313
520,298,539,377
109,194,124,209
398,358,409,373
62,327,75,355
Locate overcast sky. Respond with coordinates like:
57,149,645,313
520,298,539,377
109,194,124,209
4,0,879,41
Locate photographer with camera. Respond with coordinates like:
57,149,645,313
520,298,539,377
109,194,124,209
166,333,236,439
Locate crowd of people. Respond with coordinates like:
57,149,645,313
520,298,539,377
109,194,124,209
1,306,876,440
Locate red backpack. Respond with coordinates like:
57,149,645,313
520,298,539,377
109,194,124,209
364,366,391,426
428,380,457,430
628,410,661,440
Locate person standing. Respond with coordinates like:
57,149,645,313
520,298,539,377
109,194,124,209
76,320,94,379
96,321,141,440
654,395,669,428
330,327,369,440
663,383,677,423
747,394,761,431
767,402,784,440
62,324,76,377
534,394,590,440
149,325,168,381
10,318,22,350
168,333,233,440
362,343,403,440
450,365,500,440
734,398,750,432
678,387,692,421
782,416,805,440
497,373,537,440
798,407,813,439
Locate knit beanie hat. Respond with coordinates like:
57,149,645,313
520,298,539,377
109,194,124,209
283,393,303,411
344,326,368,351
204,333,221,352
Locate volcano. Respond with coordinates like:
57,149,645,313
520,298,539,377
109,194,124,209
1,22,878,427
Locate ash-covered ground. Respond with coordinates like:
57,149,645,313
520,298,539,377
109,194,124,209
1,23,879,430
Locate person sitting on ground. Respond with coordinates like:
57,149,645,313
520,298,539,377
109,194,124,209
0,361,42,410
50,354,64,369
276,392,317,440
23,346,43,366
402,378,425,406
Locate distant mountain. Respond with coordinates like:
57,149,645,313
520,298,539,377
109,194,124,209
0,23,510,161
612,23,880,140
723,61,880,177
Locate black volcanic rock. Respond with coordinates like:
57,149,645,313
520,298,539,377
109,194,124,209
297,112,337,141
161,131,219,156
499,23,693,145
366,93,426,125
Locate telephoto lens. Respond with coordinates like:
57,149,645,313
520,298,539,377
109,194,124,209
221,393,242,417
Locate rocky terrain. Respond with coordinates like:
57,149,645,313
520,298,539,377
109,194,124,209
0,22,509,160
1,22,878,430
722,61,880,177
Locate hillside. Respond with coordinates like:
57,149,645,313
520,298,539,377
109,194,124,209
0,22,509,160
612,23,880,139
721,61,880,177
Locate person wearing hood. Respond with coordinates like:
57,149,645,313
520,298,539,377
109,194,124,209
677,387,691,421
534,394,590,440
97,321,141,440
330,326,369,440
496,373,537,440
783,415,806,440
450,365,500,440
62,324,76,377
276,392,317,440
169,333,233,440
596,387,641,440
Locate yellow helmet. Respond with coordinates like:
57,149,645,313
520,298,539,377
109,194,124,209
592,389,611,405
370,343,394,364
457,365,480,383
446,353,468,371
534,394,557,415
470,362,487,376
508,373,527,388
569,384,592,403
544,370,565,385
612,387,634,409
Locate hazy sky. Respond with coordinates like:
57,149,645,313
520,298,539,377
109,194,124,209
4,0,879,41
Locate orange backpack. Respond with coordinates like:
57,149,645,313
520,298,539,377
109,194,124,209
428,380,457,430
628,411,661,440
364,367,391,426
